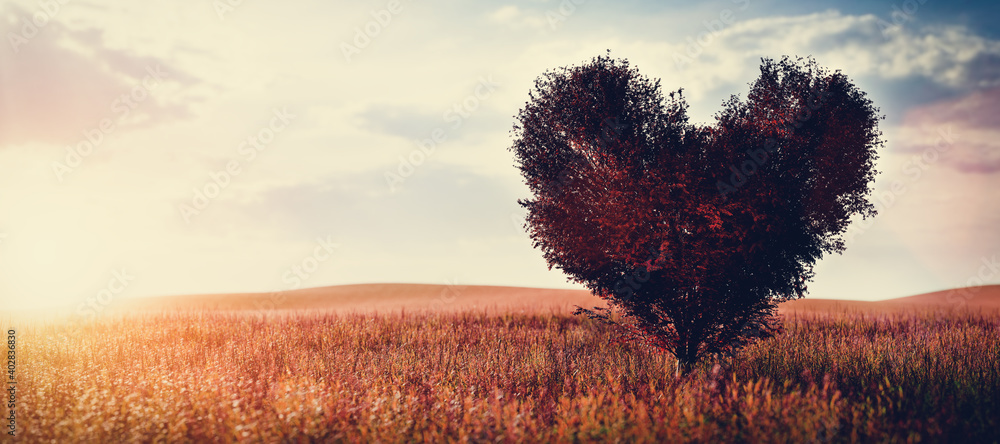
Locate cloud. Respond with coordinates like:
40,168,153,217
210,164,525,244
488,4,547,30
0,5,199,147
892,86,1000,173
490,5,522,23
665,10,1000,99
355,105,443,140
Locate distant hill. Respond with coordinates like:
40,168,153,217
886,285,1000,306
779,285,1000,314
118,283,1000,315
119,283,596,314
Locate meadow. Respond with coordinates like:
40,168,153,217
8,297,1000,443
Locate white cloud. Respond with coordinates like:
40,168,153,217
488,4,547,30
490,5,522,23
655,10,1000,102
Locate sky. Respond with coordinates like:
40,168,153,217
1,0,998,311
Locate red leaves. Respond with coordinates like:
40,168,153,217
511,54,882,371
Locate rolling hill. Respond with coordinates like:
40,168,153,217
118,283,1000,315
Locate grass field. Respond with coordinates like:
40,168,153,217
8,286,1000,443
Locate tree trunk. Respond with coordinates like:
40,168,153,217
675,356,694,378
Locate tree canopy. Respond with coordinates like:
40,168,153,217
510,54,883,374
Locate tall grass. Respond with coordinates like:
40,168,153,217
11,307,1000,442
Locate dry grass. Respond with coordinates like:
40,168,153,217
8,304,1000,443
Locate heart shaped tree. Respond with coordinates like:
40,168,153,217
510,54,883,375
